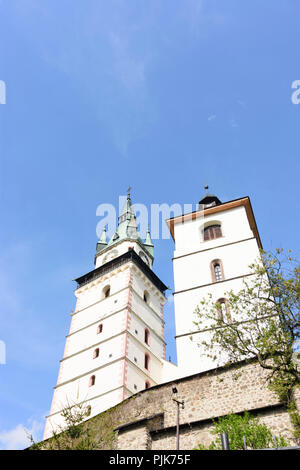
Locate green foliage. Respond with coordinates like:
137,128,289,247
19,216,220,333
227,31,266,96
29,399,127,450
195,412,289,450
193,249,300,439
288,399,300,440
29,402,104,450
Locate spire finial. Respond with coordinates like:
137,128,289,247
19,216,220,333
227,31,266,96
204,184,209,194
127,186,132,199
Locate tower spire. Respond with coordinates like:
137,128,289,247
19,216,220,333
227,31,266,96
96,226,108,253
94,192,154,267
144,226,154,256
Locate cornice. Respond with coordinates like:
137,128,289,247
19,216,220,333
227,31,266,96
74,249,167,294
166,196,262,249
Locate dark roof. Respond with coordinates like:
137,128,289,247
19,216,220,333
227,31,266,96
74,249,167,294
198,193,222,207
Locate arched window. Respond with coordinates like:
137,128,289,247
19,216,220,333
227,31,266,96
89,375,96,387
211,259,224,282
214,263,222,281
144,328,150,346
145,381,150,389
103,285,110,298
203,224,222,241
143,290,149,303
144,353,150,370
93,348,99,359
97,324,103,334
217,298,232,323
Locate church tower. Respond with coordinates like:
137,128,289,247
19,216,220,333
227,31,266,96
44,193,167,439
166,190,262,377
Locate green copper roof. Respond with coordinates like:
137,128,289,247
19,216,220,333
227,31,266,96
95,194,155,258
106,195,142,247
96,227,108,253
144,227,154,256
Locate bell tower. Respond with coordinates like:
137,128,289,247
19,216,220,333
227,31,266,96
166,190,262,377
44,193,167,439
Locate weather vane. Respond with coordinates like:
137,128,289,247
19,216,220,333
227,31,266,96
204,184,209,194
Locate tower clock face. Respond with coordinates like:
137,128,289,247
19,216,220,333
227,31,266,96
139,251,149,265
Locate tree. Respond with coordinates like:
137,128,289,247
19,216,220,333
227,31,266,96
29,402,100,450
195,412,289,450
193,249,300,438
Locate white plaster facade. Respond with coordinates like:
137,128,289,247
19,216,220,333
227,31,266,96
166,196,262,378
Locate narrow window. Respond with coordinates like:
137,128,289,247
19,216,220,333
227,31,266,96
97,324,103,334
89,375,96,387
145,381,150,389
86,405,91,416
143,291,149,303
103,285,110,298
214,263,223,281
93,348,99,359
144,353,150,370
217,298,232,323
203,224,222,241
144,328,150,346
211,259,224,282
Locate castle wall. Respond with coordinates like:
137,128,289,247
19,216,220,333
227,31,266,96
91,360,299,450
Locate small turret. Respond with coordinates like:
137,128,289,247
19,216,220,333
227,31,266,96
144,227,154,257
198,185,222,209
96,227,108,253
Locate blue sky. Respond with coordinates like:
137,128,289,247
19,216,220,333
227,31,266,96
0,0,299,449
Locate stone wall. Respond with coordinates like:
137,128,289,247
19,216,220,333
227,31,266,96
71,360,300,450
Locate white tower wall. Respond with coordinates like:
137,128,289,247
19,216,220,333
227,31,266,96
167,197,262,378
44,253,167,440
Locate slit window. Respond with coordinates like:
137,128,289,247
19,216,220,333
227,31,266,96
144,353,150,370
103,286,110,298
217,298,232,323
144,329,150,346
89,375,96,387
93,348,99,359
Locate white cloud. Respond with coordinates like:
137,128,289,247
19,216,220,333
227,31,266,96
0,418,44,450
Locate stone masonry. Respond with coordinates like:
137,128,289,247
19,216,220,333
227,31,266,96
63,359,300,450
